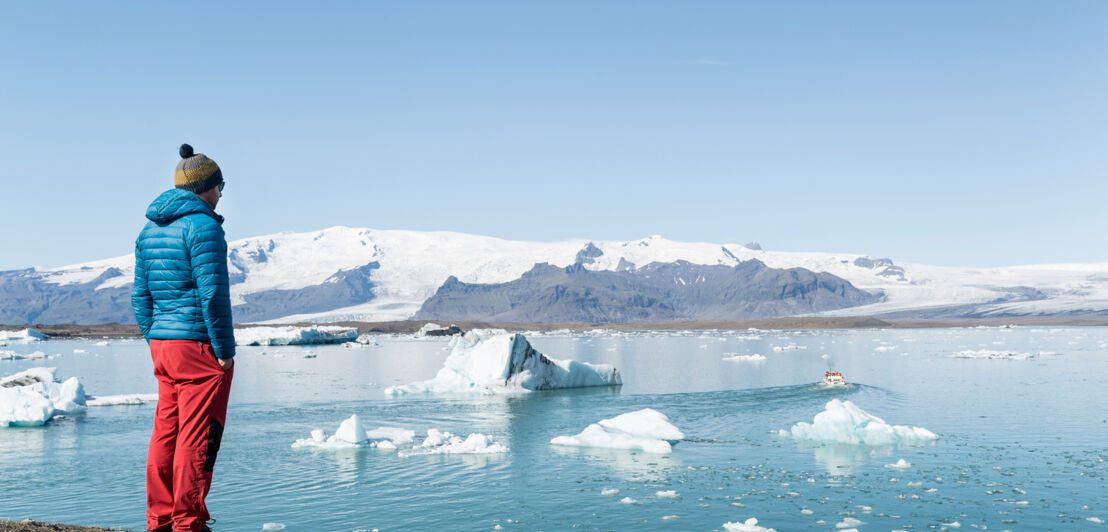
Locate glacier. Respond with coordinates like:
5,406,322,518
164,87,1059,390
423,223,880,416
1,367,86,427
779,399,938,446
385,332,620,395
550,408,684,454
13,226,1108,325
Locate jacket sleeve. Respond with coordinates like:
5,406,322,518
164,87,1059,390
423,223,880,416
188,218,236,359
131,241,154,340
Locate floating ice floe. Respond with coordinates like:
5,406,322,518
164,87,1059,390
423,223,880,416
292,415,415,449
0,328,48,343
723,354,766,363
385,333,620,395
261,524,286,531
550,408,684,454
235,326,359,346
291,415,506,457
952,350,1033,360
885,458,913,470
723,518,777,532
86,393,158,407
835,517,863,529
398,429,508,457
655,490,679,499
779,399,938,446
1,367,85,427
773,344,806,351
0,350,46,360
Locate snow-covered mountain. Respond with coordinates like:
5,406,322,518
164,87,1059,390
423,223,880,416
3,226,1107,325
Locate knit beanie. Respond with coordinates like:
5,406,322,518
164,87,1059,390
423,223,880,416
174,144,224,193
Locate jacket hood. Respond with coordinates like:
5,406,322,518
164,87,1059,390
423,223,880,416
145,189,224,225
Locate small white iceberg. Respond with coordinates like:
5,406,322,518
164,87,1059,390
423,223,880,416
779,399,938,446
86,393,159,407
885,458,913,470
1,367,86,427
386,333,620,395
0,328,48,343
723,354,766,363
292,415,415,449
952,350,1033,360
723,518,777,532
235,326,359,346
397,429,508,457
292,416,506,457
0,350,46,360
551,408,684,454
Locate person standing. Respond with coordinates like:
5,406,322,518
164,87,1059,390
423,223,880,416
132,144,235,532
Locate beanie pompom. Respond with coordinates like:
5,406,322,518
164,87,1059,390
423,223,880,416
179,144,194,159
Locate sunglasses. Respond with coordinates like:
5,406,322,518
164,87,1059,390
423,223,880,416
218,182,225,192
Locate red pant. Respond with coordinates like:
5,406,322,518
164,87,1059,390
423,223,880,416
146,340,234,532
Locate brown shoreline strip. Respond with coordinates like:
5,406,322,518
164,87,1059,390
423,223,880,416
0,521,136,532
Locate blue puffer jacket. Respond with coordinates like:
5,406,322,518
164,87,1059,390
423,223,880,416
132,189,236,359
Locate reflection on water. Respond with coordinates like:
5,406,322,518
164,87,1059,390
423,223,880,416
1,327,1107,530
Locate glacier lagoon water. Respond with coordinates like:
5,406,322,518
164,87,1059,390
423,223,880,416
1,327,1106,531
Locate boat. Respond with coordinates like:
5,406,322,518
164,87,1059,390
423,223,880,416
822,371,845,386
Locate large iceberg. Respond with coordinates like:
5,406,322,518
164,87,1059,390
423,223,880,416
1,368,86,427
385,333,620,395
0,328,49,343
551,408,684,454
779,399,938,446
235,326,359,346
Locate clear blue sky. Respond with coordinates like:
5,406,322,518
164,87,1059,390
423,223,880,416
1,2,1105,269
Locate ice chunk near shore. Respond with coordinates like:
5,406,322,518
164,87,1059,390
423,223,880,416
0,328,48,343
235,326,359,346
385,333,620,395
1,368,86,427
86,393,158,406
780,399,938,446
723,518,777,532
551,408,684,454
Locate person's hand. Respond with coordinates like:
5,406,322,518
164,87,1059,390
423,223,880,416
217,357,234,371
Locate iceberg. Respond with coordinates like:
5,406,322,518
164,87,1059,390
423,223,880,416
417,322,463,337
398,429,508,457
779,399,938,446
86,393,159,407
292,415,416,449
385,333,620,395
723,353,766,363
952,350,1033,360
723,518,777,532
551,408,684,454
235,326,359,346
291,415,506,456
0,350,47,360
1,368,86,427
0,328,48,343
